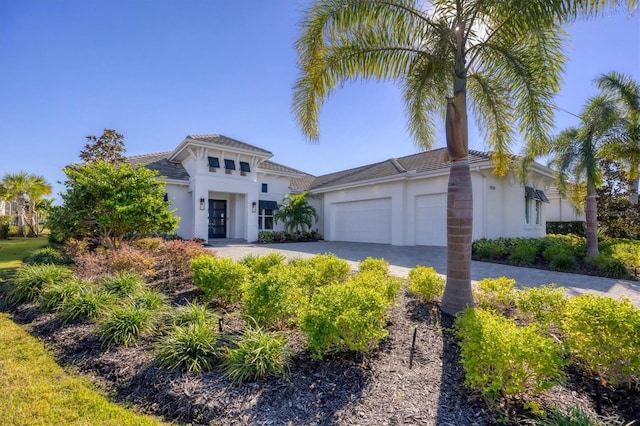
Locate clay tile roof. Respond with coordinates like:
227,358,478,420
127,152,190,181
187,134,273,156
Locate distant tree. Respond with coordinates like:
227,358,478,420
596,159,640,238
596,72,640,204
24,175,52,236
274,192,318,234
80,129,126,164
49,160,178,249
551,95,620,258
0,172,52,237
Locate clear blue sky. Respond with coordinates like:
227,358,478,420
1,0,638,202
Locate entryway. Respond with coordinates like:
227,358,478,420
208,199,227,238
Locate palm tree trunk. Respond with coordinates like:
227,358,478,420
585,188,599,258
16,196,26,237
629,177,639,205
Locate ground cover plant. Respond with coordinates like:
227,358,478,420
1,238,638,425
472,235,638,279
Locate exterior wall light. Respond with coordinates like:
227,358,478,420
200,198,205,210
252,201,257,213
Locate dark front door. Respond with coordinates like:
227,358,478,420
208,199,227,238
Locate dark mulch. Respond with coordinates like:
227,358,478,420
4,285,640,425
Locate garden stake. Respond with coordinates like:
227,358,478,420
218,316,223,333
409,327,417,369
595,377,602,414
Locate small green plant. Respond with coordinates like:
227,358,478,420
240,252,286,276
508,240,538,266
455,308,566,401
191,255,248,304
24,247,71,266
515,284,567,331
170,301,219,328
155,322,220,373
257,231,274,243
302,253,351,286
473,277,517,314
523,405,620,426
349,270,402,306
472,238,509,261
38,279,87,312
591,255,629,278
222,326,290,384
299,281,389,359
8,264,73,304
97,305,157,347
102,271,145,297
358,257,389,276
562,294,640,387
407,266,445,302
549,253,577,271
131,288,167,311
0,215,10,239
58,287,116,323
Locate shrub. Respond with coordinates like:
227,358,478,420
222,326,290,384
540,234,587,260
305,253,351,285
58,287,116,323
562,294,640,387
0,215,11,239
191,256,248,304
240,252,286,276
170,301,219,328
299,281,389,359
153,239,210,285
102,271,145,297
97,305,157,347
73,244,156,281
473,277,517,314
241,264,307,329
8,264,74,304
358,257,390,276
25,247,72,266
589,254,629,278
472,238,509,261
549,253,577,271
257,231,274,243
407,266,445,302
349,270,402,306
155,322,220,373
508,240,538,266
515,284,567,331
39,279,87,312
455,308,566,401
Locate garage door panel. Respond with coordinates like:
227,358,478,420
415,194,446,246
331,198,391,244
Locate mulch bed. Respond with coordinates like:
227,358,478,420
5,284,640,425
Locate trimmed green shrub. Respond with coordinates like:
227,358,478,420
300,281,389,359
257,231,274,243
562,294,640,387
0,215,10,239
455,308,566,401
39,279,87,312
358,257,390,276
508,240,538,266
589,254,629,278
8,264,74,304
305,253,351,285
102,272,145,297
97,305,157,347
407,266,445,302
549,253,577,271
25,247,72,265
540,234,587,260
515,284,567,331
191,255,248,304
58,287,116,323
240,252,286,276
155,322,220,373
349,270,402,306
472,238,509,261
222,326,289,384
240,264,307,329
170,301,219,328
473,277,517,314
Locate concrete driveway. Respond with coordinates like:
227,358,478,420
208,240,640,307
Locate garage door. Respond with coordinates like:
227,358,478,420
331,198,392,244
415,194,446,246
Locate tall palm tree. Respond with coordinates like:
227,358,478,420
293,0,634,314
0,172,30,236
25,175,52,236
551,95,621,257
596,72,640,204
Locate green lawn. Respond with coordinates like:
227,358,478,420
0,237,168,426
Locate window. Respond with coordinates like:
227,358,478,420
240,161,251,172
261,183,268,193
535,200,542,225
258,209,274,230
525,196,531,225
208,156,220,172
224,159,235,175
524,186,548,226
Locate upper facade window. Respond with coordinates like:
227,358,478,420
208,156,220,172
240,161,251,176
224,159,236,174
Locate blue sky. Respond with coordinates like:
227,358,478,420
1,0,638,202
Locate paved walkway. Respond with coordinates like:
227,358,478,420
208,241,640,307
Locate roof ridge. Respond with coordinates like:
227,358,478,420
127,151,171,160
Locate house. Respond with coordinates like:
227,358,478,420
132,134,581,246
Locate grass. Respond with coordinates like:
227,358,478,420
0,237,167,425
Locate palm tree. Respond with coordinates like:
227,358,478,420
596,72,640,204
293,0,633,314
25,175,52,236
551,95,621,257
274,192,319,234
0,172,30,236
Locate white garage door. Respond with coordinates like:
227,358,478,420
332,198,392,244
415,194,446,246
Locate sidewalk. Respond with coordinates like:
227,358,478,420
208,241,640,308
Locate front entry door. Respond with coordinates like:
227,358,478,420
208,199,227,238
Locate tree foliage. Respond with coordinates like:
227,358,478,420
0,172,52,237
48,160,178,249
274,191,318,234
597,159,640,239
80,129,126,164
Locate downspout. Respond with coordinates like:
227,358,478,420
476,166,487,238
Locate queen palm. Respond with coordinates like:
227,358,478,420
596,72,640,204
293,0,633,314
24,175,52,236
0,172,31,236
551,96,621,258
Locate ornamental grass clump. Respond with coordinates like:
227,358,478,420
222,326,290,384
97,305,157,347
8,264,74,304
38,279,87,312
562,294,640,387
58,287,116,323
131,288,168,311
455,308,566,401
191,255,248,304
407,266,445,302
25,246,72,266
170,301,219,328
155,322,221,373
102,271,145,297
